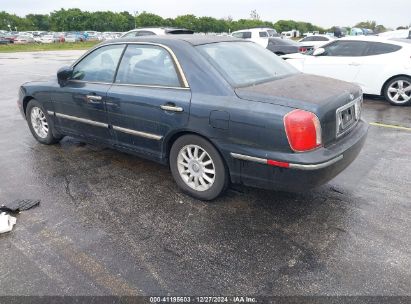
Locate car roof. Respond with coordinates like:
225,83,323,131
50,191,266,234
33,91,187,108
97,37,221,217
102,34,244,46
339,35,411,47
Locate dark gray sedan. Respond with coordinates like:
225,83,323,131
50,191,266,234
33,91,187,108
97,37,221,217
18,36,368,200
266,37,312,55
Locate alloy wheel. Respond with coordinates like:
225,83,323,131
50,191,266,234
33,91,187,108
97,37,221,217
177,144,216,191
30,107,49,139
387,80,411,104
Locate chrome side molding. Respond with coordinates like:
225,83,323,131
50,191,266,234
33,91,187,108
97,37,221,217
54,112,163,140
55,113,108,128
112,126,163,140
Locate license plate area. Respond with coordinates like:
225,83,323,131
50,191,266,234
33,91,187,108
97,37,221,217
336,99,360,138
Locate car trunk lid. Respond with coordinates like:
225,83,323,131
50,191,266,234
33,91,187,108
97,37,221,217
235,73,362,146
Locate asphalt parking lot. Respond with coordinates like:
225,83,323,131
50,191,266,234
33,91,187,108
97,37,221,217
0,51,410,296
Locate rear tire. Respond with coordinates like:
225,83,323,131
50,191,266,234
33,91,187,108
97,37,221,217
383,76,411,106
169,135,228,201
26,99,62,145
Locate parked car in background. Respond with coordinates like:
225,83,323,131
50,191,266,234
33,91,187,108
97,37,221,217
65,32,86,42
282,36,411,105
231,27,279,47
18,35,367,200
121,27,194,38
14,35,35,44
267,37,313,55
0,37,9,44
378,29,411,39
298,34,335,49
65,34,81,43
38,34,59,43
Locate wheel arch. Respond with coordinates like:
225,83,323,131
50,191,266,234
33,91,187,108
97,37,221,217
164,130,233,181
381,74,411,95
165,130,220,161
22,96,35,116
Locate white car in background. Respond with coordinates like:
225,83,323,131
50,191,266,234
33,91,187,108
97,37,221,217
282,36,411,105
298,34,335,49
38,34,58,43
122,27,194,38
13,35,35,44
231,27,279,48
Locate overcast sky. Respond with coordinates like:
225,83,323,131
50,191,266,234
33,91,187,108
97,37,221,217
2,0,410,29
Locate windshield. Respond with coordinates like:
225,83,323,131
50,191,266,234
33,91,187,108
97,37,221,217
197,41,298,87
267,30,277,37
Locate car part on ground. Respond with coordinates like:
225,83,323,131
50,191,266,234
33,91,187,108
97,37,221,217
0,199,40,214
0,212,16,234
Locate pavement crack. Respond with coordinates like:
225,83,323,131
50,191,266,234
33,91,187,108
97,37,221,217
64,175,76,202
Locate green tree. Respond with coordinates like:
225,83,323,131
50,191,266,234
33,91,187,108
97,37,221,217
26,14,50,31
174,14,198,30
135,12,164,27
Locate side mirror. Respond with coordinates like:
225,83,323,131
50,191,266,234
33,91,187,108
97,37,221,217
57,66,73,86
313,48,325,56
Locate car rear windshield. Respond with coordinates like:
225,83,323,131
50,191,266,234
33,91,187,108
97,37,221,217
197,41,298,87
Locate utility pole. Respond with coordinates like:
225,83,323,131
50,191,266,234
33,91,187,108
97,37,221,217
134,11,138,29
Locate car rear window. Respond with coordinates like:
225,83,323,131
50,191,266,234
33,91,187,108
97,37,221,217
197,41,298,87
366,42,402,55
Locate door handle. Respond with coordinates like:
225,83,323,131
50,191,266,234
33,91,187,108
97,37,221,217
86,95,102,103
160,104,184,112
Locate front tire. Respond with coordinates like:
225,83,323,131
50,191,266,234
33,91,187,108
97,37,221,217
26,99,62,145
383,76,411,106
170,135,228,201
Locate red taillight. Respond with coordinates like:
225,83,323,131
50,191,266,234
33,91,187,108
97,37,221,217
299,47,307,53
284,109,322,152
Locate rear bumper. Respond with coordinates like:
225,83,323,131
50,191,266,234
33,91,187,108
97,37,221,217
227,119,368,191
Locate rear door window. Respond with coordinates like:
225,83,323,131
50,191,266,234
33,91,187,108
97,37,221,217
115,44,181,87
259,32,268,37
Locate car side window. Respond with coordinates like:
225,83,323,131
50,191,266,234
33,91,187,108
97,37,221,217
123,32,137,38
322,41,368,56
259,32,268,38
72,44,125,83
232,32,243,38
365,42,402,56
115,44,181,87
242,32,252,39
135,31,156,36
